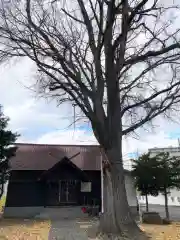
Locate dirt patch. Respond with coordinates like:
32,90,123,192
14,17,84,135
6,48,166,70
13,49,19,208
140,222,180,239
0,218,51,240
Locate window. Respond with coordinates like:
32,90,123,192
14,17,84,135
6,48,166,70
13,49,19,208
81,182,92,192
171,197,174,202
177,197,180,203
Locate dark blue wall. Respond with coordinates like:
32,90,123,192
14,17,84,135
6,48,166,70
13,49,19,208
6,169,101,207
6,171,45,207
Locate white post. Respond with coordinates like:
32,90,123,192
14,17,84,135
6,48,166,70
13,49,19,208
100,154,104,213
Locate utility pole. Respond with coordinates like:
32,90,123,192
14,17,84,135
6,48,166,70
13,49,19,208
72,103,76,139
178,138,180,148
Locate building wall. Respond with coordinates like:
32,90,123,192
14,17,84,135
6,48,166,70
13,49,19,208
149,147,180,158
138,194,180,206
8,170,44,180
5,178,46,207
4,171,45,218
144,147,180,206
5,170,46,207
5,170,101,208
81,171,101,206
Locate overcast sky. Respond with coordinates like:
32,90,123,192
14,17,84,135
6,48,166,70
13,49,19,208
1,0,180,168
1,57,180,169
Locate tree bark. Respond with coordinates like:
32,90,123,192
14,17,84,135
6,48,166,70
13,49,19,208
164,188,169,220
99,146,148,239
145,194,149,212
100,167,119,234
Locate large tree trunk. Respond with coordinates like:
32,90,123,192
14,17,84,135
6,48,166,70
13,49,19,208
100,167,119,234
145,194,149,212
99,146,148,239
164,188,169,220
98,63,147,238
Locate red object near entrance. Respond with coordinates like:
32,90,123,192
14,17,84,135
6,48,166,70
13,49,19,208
81,207,87,213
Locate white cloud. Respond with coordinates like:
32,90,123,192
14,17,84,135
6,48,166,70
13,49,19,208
0,57,180,163
0,58,75,136
0,59,35,106
36,120,180,156
123,131,179,157
4,98,74,133
36,128,97,145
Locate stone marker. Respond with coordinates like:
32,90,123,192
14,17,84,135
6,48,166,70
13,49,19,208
142,212,163,225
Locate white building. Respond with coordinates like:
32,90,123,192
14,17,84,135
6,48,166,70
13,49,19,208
138,146,180,206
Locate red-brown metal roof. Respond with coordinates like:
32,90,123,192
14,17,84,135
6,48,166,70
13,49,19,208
10,143,103,171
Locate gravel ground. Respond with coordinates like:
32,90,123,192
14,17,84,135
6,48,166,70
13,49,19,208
0,218,50,240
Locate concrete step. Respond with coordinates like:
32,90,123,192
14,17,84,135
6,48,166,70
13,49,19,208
35,206,86,220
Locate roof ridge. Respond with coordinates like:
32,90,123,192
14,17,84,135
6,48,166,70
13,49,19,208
15,142,100,147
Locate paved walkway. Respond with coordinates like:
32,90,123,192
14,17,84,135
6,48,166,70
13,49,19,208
36,207,98,240
48,218,97,240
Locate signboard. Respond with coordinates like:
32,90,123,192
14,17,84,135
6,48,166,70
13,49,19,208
81,182,92,192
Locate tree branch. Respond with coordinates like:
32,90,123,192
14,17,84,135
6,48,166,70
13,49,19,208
125,43,180,66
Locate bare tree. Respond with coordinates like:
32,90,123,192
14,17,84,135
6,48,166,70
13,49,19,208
0,0,180,238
